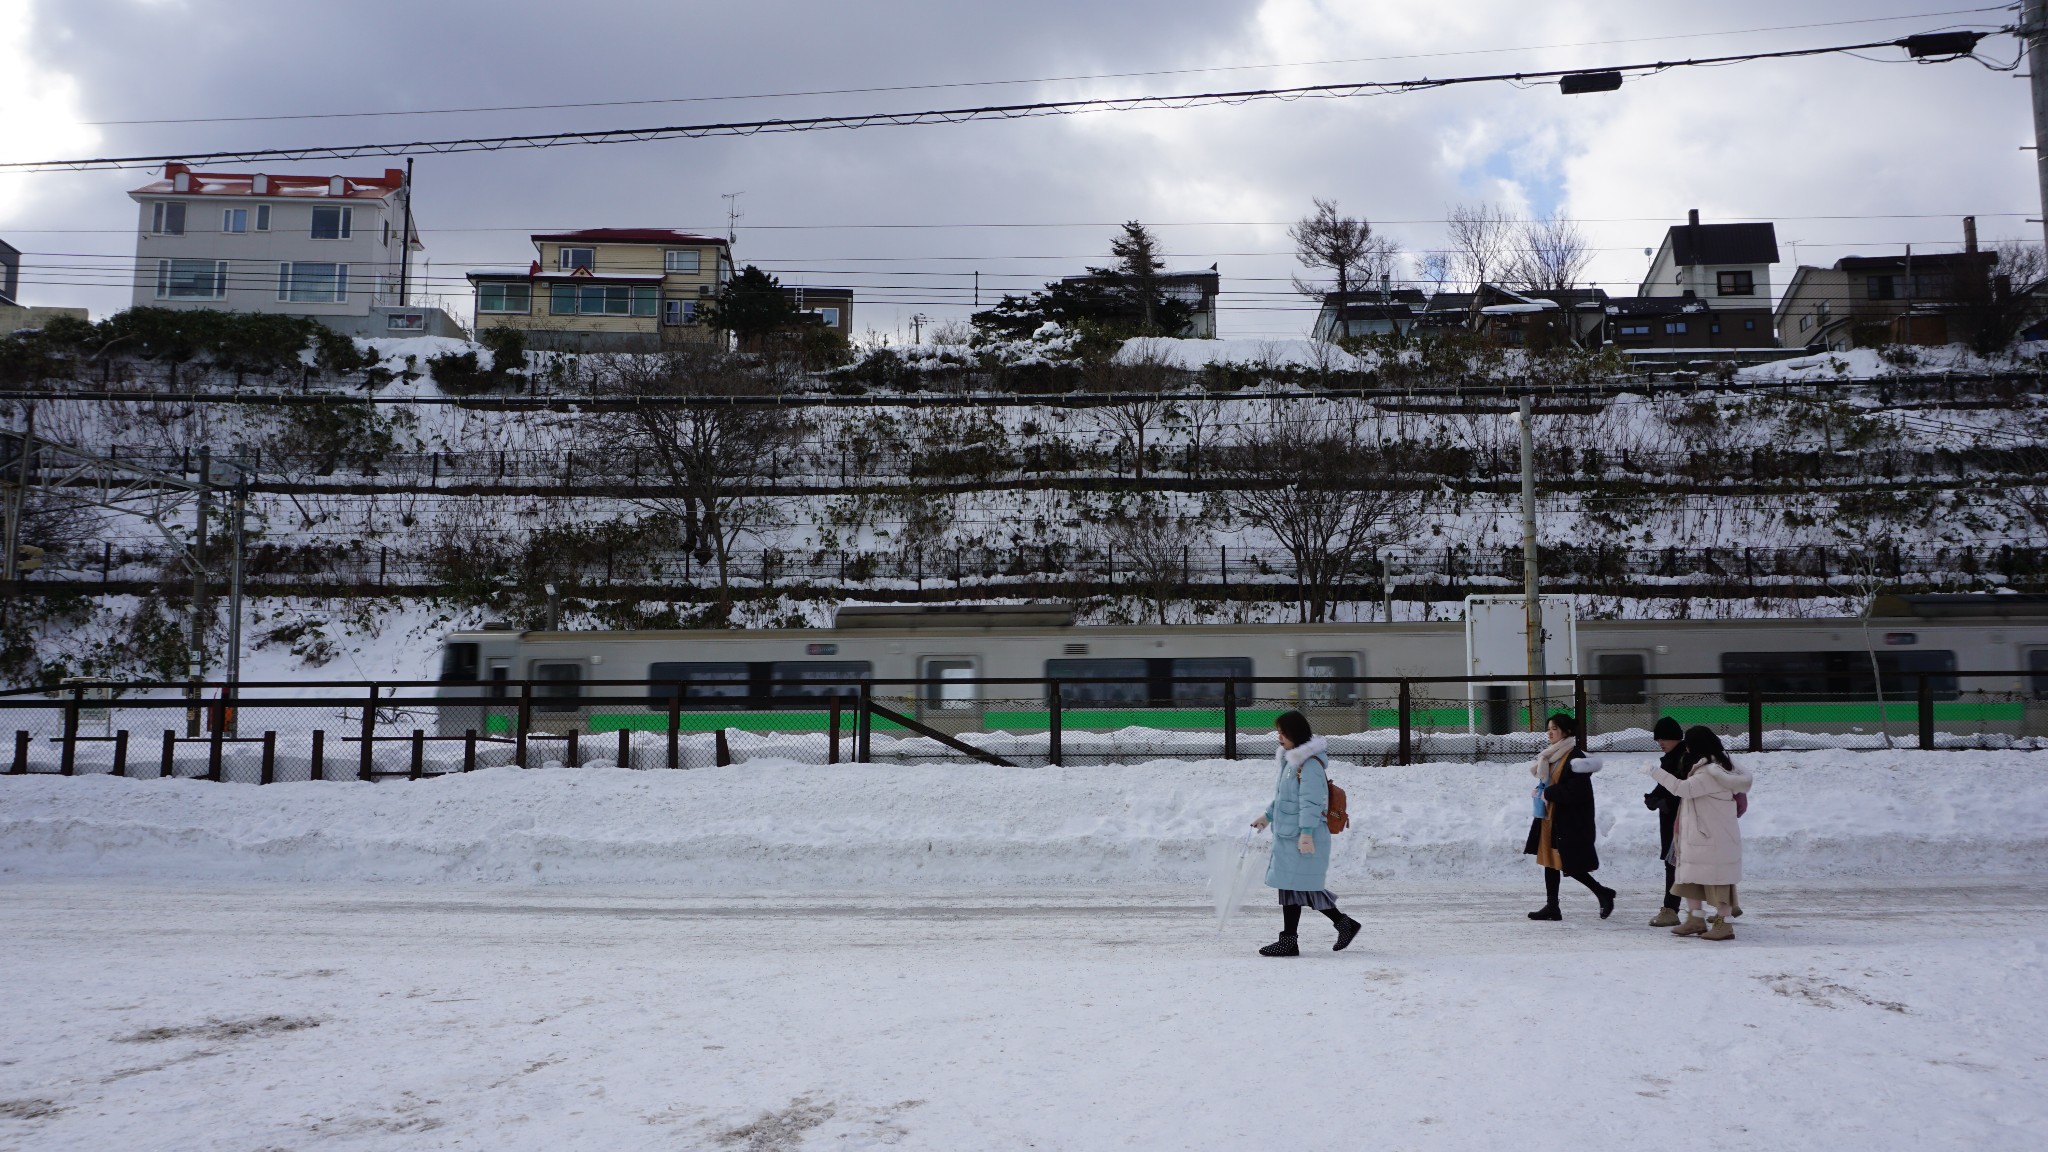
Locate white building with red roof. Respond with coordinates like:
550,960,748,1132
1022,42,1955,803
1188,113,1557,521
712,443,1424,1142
466,228,732,352
128,162,455,336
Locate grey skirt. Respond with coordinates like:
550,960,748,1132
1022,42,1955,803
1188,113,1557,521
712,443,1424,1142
1278,889,1337,910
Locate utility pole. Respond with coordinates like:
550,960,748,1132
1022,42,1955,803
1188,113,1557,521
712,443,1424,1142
224,470,248,707
1518,395,1544,728
2028,1,2048,250
910,313,927,343
398,157,415,306
189,447,211,737
2,405,32,586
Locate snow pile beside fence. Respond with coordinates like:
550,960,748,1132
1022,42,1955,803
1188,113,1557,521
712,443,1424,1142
2,750,2043,888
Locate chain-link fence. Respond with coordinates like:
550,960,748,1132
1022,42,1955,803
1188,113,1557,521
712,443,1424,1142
6,671,2047,782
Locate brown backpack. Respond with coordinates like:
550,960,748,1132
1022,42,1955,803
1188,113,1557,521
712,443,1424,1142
1297,755,1350,834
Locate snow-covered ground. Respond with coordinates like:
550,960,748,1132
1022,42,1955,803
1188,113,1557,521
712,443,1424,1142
3,750,2045,1149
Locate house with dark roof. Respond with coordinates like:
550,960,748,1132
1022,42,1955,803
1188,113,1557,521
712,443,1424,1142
1311,289,1428,341
467,228,734,352
1620,209,1780,349
1057,268,1220,338
1469,284,1611,350
1774,218,2000,350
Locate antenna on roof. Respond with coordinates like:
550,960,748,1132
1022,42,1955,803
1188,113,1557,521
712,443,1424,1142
721,191,743,245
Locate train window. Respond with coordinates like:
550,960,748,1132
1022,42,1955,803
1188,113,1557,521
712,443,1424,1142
1171,657,1253,705
439,643,479,682
1046,659,1148,706
1300,653,1359,706
532,662,583,711
769,661,872,699
646,662,750,708
1595,653,1647,705
487,659,509,699
1721,650,1956,702
921,658,978,709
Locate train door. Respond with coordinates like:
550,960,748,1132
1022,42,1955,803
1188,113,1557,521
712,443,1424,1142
917,655,981,733
1299,650,1366,735
527,657,586,722
2023,646,2048,736
1588,649,1654,736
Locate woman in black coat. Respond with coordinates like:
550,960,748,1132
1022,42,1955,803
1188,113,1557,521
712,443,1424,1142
1641,716,1690,928
1524,712,1615,920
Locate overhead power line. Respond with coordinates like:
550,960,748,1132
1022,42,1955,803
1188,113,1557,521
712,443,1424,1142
2,34,2002,174
75,5,2010,127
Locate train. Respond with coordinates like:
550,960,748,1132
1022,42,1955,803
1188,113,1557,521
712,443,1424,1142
430,596,2048,742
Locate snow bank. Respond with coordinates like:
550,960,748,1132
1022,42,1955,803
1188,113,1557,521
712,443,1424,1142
1735,343,2026,383
3,750,2043,888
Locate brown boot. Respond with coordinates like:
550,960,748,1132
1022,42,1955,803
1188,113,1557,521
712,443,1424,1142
1649,908,1680,928
1671,914,1708,937
1702,916,1734,941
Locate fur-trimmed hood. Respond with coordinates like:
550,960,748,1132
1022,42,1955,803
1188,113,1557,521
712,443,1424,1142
1279,735,1329,767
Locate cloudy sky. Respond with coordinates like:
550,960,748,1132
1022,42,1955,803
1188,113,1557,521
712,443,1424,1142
0,0,2033,340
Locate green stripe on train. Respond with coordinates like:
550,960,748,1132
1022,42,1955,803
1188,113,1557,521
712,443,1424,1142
472,699,2028,737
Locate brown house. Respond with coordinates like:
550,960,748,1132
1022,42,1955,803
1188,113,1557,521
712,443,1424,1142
1774,221,2000,350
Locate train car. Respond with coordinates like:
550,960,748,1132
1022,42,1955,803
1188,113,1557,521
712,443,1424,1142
430,596,2048,746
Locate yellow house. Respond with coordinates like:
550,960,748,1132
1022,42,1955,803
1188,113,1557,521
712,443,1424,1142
467,228,733,351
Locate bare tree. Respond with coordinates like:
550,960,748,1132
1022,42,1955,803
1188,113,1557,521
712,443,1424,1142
582,349,804,604
1847,550,1897,750
1445,202,1517,290
1095,501,1210,624
1089,345,1180,480
1506,210,1593,293
1290,198,1376,299
1414,251,1452,296
1218,406,1426,622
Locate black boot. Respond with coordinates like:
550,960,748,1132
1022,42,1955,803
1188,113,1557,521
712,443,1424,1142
1332,915,1362,951
1527,905,1562,921
1597,885,1617,920
1259,932,1300,957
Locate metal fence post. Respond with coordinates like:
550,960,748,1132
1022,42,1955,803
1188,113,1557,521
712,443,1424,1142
666,695,681,769
828,696,842,764
260,731,276,785
1048,680,1063,767
463,730,477,772
1223,678,1238,760
714,728,731,767
1747,677,1764,755
515,683,532,768
1918,673,1935,751
112,729,129,778
12,729,30,774
60,690,80,776
358,684,378,781
856,682,873,764
159,729,175,778
1397,680,1412,766
617,726,631,770
310,729,325,781
1574,676,1590,742
206,708,225,782
410,730,425,779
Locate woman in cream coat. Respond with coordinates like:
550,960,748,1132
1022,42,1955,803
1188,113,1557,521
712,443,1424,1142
1641,726,1754,941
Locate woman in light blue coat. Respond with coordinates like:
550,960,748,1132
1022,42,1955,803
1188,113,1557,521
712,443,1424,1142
1250,711,1361,957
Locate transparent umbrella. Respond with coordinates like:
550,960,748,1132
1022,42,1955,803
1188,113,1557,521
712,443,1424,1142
1208,829,1267,934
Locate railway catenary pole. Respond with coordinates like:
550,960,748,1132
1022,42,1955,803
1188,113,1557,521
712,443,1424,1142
1519,395,1543,729
1,404,31,585
188,447,212,737
2027,0,2048,251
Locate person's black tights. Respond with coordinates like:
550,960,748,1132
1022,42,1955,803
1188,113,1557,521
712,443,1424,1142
1543,866,1605,908
1661,862,1681,911
1281,904,1346,935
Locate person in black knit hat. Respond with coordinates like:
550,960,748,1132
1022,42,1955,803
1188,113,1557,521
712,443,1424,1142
1642,716,1690,928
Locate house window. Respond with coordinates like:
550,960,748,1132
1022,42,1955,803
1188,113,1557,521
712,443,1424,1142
150,201,186,235
1710,322,1722,335
222,208,249,234
1799,314,1813,331
156,258,226,299
310,206,353,240
277,261,349,303
477,282,532,314
385,312,426,332
255,204,270,231
557,283,660,316
1617,323,1650,337
550,284,578,314
1664,321,1688,335
811,307,841,328
665,249,702,274
1744,318,1756,331
1716,270,1755,296
1867,275,1897,301
664,298,699,326
559,247,595,271
1912,272,1955,300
